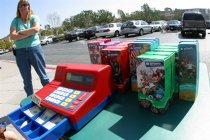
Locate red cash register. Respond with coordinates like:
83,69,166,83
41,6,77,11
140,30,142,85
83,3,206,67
32,63,114,130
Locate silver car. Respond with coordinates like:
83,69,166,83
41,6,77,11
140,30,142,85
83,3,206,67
120,20,153,37
95,23,122,38
40,35,54,45
150,21,163,31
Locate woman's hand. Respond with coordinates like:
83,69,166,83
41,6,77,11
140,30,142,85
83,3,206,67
10,22,40,41
18,22,40,36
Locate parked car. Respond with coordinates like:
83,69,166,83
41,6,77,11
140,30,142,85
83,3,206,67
83,26,101,40
64,29,85,42
40,35,54,45
120,20,153,37
206,20,210,29
95,22,122,38
72,29,85,40
166,20,181,31
181,11,206,38
150,21,163,31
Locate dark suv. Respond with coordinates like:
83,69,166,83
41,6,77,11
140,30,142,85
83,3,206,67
83,26,101,40
181,11,206,38
64,29,85,42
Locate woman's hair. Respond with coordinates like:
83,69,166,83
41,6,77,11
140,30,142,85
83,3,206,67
16,0,33,22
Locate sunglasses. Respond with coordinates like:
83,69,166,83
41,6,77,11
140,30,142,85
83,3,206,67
19,3,29,8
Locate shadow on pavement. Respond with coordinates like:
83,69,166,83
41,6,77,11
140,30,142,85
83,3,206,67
105,92,193,140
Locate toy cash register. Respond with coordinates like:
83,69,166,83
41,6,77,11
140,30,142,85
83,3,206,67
8,63,114,140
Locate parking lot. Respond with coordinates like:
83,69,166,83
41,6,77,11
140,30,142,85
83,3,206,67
1,31,210,73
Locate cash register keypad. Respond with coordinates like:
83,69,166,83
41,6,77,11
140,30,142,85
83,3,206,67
45,87,90,112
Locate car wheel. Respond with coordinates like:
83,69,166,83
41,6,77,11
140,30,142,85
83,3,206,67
114,31,119,37
150,28,153,33
158,27,161,31
124,34,128,38
46,41,49,45
202,32,206,38
139,29,143,36
181,31,186,37
68,39,72,42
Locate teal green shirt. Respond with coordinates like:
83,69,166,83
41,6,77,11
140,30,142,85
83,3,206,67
11,15,41,49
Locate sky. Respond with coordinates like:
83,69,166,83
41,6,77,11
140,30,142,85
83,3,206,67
0,0,209,38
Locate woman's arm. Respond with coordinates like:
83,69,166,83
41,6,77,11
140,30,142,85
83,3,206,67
10,26,30,40
10,22,40,41
18,22,40,36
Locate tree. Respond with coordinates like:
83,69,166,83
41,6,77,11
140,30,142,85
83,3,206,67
62,9,115,31
174,9,185,20
47,12,62,35
0,41,5,50
164,7,174,20
117,9,127,22
164,7,173,13
130,11,143,20
95,9,115,25
62,18,74,31
47,12,61,28
70,10,96,28
0,40,12,51
40,29,53,36
4,40,13,50
141,3,153,21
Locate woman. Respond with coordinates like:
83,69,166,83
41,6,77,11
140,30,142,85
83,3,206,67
10,0,49,97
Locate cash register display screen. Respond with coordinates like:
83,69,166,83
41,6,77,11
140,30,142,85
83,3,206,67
66,73,94,85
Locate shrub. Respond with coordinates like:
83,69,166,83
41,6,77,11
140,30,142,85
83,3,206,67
53,34,65,42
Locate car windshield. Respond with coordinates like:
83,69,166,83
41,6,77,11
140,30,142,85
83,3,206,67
104,24,114,28
184,14,204,20
40,36,47,40
122,21,134,27
71,30,76,33
151,21,159,24
76,29,84,32
87,26,96,30
167,20,179,24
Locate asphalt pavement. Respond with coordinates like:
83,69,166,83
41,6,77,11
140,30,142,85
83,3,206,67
0,60,56,140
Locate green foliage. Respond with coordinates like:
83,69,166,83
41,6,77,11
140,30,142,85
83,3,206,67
63,18,74,31
0,40,13,50
52,34,64,42
4,40,13,49
130,11,143,20
53,3,197,34
0,41,5,50
95,10,115,25
40,29,53,36
62,9,115,31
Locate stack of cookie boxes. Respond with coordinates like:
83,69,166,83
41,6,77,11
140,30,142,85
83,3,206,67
136,40,199,113
154,44,179,95
178,40,199,102
87,39,111,64
100,42,130,92
136,53,173,114
155,41,199,102
128,38,159,92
